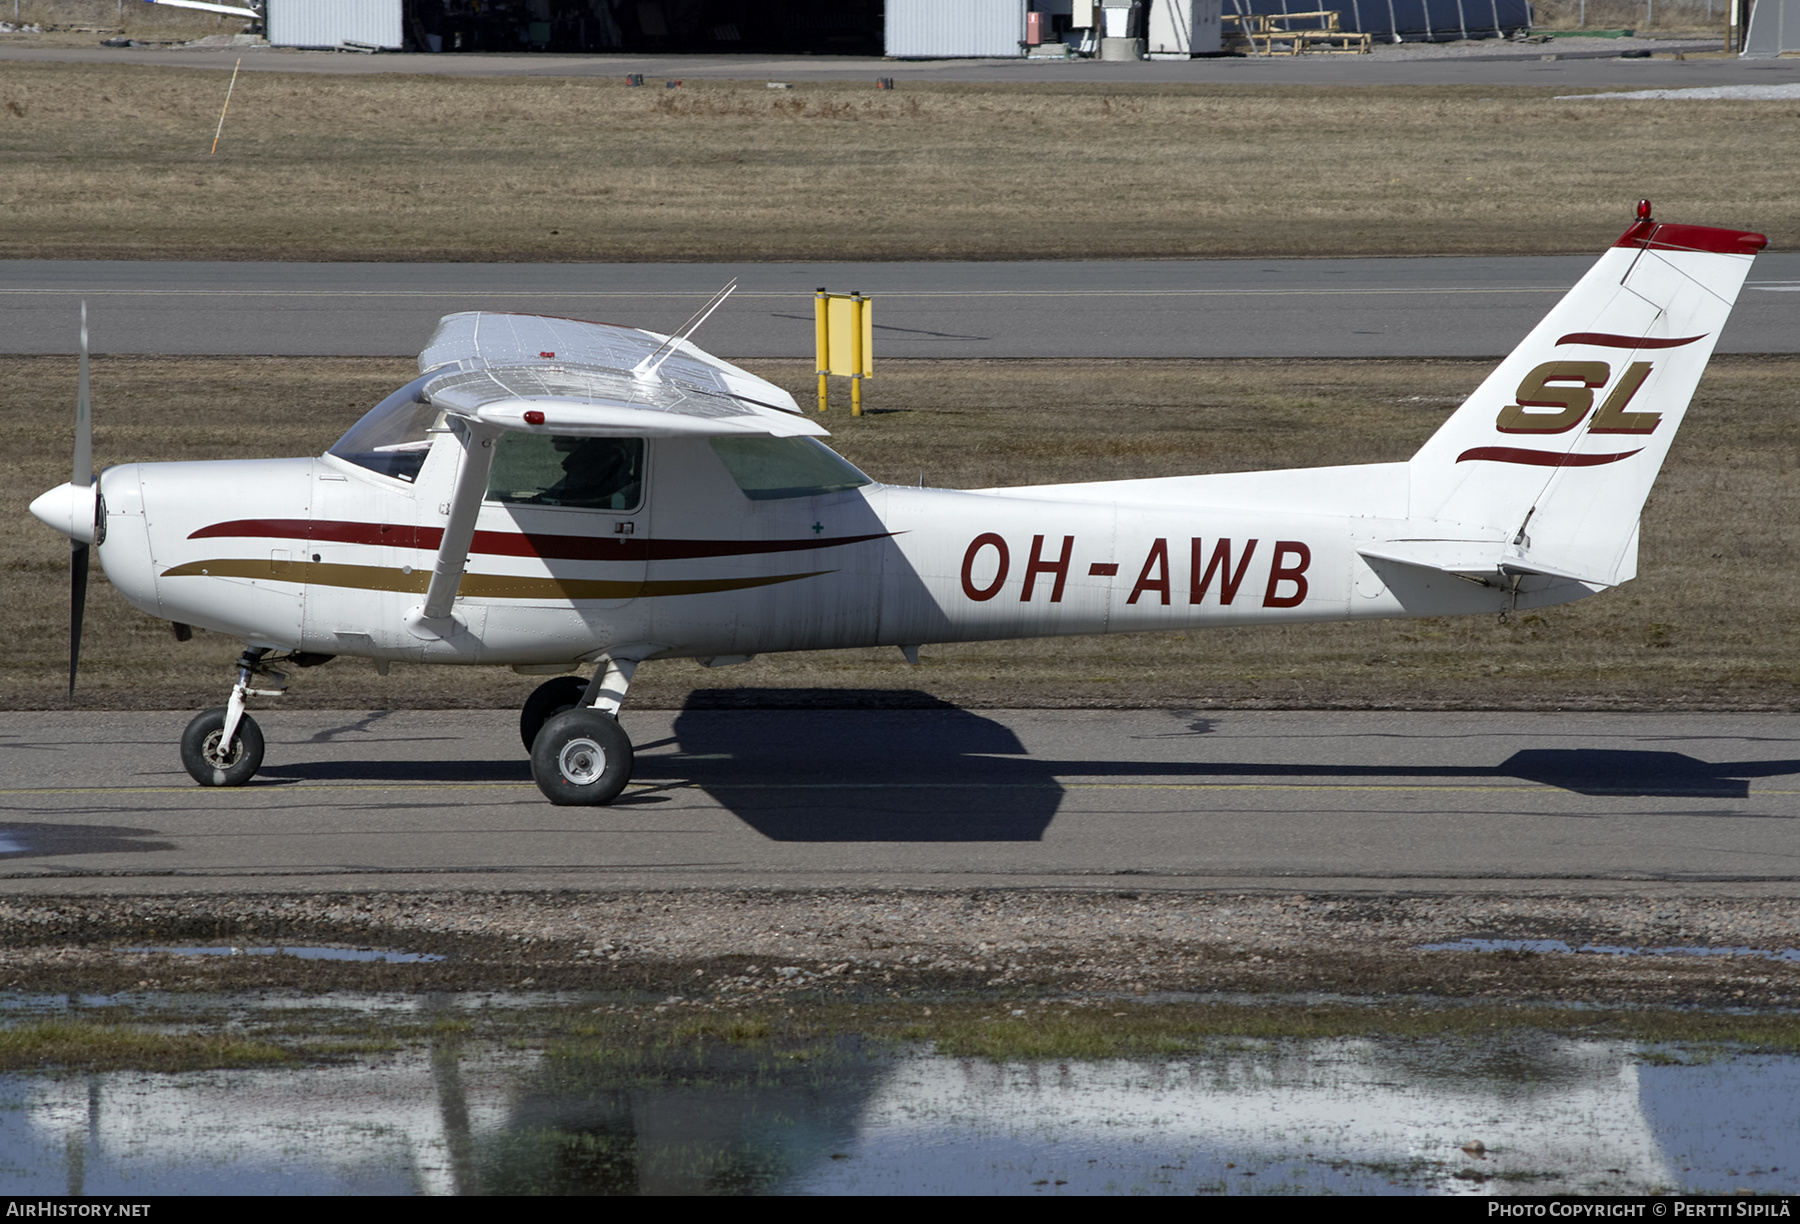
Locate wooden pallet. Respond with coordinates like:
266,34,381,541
1298,30,1372,52
1222,10,1368,54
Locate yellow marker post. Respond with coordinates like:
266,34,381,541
814,290,874,415
814,288,829,413
850,292,865,416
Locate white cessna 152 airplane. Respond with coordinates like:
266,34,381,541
30,206,1766,805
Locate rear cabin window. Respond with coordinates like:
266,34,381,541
709,436,872,501
486,434,645,512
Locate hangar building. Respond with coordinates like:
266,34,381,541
266,0,1528,55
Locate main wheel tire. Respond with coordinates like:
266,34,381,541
180,707,265,787
531,709,633,806
519,674,590,753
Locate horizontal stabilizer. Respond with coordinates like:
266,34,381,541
1359,542,1611,588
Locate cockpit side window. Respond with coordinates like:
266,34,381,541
486,434,645,512
328,373,442,483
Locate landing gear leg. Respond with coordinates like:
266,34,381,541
529,654,640,806
180,646,285,787
580,654,638,717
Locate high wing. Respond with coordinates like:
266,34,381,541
408,310,825,636
417,311,825,439
143,0,262,16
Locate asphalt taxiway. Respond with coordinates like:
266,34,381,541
6,709,1800,896
6,255,1798,359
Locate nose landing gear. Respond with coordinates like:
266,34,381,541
180,704,266,787
178,646,332,788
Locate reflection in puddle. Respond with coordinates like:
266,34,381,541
1420,939,1800,963
789,1041,1792,1195
119,946,445,963
1,1015,1795,1195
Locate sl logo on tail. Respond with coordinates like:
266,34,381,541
1458,333,1708,469
1497,360,1658,436
1494,332,1707,436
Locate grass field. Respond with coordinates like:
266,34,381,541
2,60,1794,262
6,354,1796,713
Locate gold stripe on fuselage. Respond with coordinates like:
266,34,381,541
160,559,830,600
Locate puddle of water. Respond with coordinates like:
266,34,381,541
1420,939,1800,963
118,945,444,963
1,1004,1797,1195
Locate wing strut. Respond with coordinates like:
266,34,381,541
405,419,500,639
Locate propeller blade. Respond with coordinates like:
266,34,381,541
74,302,92,489
70,541,88,699
69,302,93,698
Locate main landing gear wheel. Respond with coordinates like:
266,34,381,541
530,709,633,806
519,674,590,753
180,707,265,787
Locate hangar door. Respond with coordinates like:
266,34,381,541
887,0,1028,57
267,0,405,49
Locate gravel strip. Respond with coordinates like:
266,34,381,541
3,888,1797,1007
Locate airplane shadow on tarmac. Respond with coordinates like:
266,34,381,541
642,692,1800,840
0,823,176,860
1494,749,1800,801
253,693,1800,845
643,690,1059,842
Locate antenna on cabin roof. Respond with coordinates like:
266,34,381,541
633,279,737,381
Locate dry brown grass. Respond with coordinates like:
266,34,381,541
5,353,1797,712
1,62,1794,262
2,0,228,39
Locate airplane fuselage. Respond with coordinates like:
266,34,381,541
95,433,1585,670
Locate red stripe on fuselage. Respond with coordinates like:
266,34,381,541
189,519,893,560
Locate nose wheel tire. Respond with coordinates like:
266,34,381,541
519,674,590,753
180,707,265,787
531,709,633,806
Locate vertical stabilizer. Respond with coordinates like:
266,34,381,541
1407,211,1765,587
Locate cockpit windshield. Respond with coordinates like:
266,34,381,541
328,373,443,482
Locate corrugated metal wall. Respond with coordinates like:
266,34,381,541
267,0,405,49
1743,0,1799,55
886,0,1028,57
1225,0,1531,40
